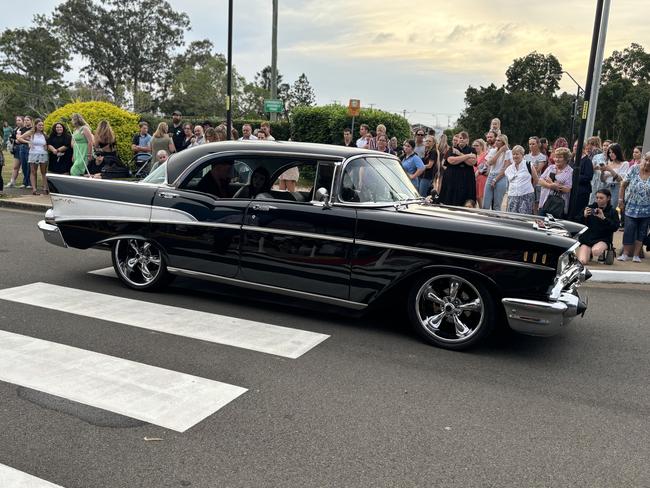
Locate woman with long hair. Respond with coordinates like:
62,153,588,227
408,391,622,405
91,119,118,173
21,119,49,194
47,122,73,174
419,135,441,196
439,131,477,207
473,138,488,207
70,113,93,176
150,122,176,157
179,123,195,151
629,146,643,168
600,143,629,206
14,115,33,188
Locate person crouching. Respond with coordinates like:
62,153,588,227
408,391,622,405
576,188,620,265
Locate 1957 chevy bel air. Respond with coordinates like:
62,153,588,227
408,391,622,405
38,141,589,350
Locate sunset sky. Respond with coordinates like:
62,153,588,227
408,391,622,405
2,0,648,126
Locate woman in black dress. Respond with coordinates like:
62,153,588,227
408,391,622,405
47,123,73,174
439,131,477,207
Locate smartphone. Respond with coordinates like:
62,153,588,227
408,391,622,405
550,173,556,182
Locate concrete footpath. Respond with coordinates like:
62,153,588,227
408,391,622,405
1,190,649,285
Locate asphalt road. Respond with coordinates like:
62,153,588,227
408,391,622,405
0,208,648,488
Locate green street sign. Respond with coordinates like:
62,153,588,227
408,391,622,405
264,99,284,113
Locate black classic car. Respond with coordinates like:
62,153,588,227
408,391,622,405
38,141,589,350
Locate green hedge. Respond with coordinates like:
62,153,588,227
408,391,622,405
44,101,139,166
290,105,411,145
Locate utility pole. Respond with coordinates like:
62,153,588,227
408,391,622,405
585,0,611,137
270,0,278,122
226,0,233,139
568,0,605,220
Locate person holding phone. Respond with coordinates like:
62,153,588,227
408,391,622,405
577,188,620,264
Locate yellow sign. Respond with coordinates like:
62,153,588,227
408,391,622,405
348,99,361,117
581,101,589,120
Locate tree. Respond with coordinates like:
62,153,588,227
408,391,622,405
0,25,70,114
288,73,316,111
50,0,189,111
505,52,562,95
601,43,650,85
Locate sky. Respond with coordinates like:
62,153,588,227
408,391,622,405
1,0,648,127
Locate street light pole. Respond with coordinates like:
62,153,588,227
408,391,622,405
585,0,611,138
568,0,605,220
226,0,233,139
270,0,278,122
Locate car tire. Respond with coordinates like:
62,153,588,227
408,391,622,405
407,273,496,350
111,238,173,291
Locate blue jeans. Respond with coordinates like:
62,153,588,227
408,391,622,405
418,178,433,197
19,144,30,186
482,175,508,211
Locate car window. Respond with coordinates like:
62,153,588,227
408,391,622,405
340,157,421,203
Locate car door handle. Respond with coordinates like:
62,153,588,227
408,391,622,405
158,191,179,199
252,204,277,211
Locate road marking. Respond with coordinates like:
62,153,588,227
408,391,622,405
0,330,246,432
88,266,115,277
588,269,650,284
0,282,329,358
0,463,65,487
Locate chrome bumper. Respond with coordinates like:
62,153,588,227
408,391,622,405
502,291,587,337
502,259,589,337
38,220,68,248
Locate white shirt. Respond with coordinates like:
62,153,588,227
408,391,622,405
30,133,48,155
239,135,258,141
486,148,513,175
524,152,547,171
265,134,275,141
505,161,535,196
356,137,367,148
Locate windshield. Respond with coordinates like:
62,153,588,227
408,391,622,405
142,162,167,184
340,156,421,204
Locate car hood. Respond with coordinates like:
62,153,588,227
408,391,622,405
396,203,586,239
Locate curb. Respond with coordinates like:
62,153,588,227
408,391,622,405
587,269,650,284
0,199,49,212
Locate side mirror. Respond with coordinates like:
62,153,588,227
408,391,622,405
315,187,331,208
315,187,329,201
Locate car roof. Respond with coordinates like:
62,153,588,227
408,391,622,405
166,140,388,183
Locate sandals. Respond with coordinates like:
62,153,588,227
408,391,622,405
32,190,40,196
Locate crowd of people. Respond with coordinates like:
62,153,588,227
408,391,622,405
1,111,648,265
350,118,649,265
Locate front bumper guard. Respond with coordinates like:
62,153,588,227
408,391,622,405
502,260,589,337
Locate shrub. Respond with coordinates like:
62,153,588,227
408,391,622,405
44,101,140,166
290,105,411,145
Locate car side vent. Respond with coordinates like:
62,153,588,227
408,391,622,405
523,251,548,265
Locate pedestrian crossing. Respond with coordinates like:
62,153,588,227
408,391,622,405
0,280,330,433
0,463,65,487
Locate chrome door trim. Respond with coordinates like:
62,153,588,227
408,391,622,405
354,239,553,271
167,267,367,310
241,225,354,244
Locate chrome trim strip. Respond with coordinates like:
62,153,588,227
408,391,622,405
241,225,354,243
167,267,367,310
47,173,162,188
354,239,553,270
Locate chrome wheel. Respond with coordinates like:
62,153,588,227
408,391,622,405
414,274,486,345
113,239,163,288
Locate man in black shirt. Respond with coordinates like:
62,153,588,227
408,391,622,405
196,160,235,199
168,110,185,151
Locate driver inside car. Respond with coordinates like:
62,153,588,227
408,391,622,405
196,160,235,199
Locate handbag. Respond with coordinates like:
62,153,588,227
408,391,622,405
542,191,565,218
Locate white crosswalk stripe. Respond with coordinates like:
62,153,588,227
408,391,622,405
0,282,329,358
0,462,65,487
0,330,247,432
